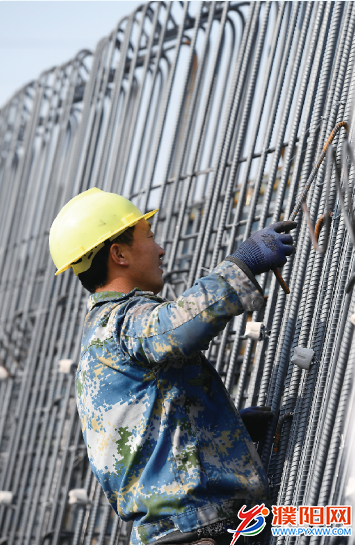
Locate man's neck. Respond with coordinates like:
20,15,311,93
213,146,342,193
96,278,137,294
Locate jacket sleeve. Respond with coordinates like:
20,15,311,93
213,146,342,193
116,260,264,365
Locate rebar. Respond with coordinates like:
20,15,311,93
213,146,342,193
1,1,355,545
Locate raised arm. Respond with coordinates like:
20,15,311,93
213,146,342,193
116,221,296,365
117,260,263,364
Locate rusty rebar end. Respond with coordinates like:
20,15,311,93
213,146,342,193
273,267,290,294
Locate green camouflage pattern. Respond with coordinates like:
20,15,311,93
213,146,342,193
76,260,269,544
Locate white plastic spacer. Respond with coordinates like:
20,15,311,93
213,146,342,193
0,491,13,505
58,359,75,374
68,489,88,505
0,366,9,380
244,322,264,341
291,346,314,370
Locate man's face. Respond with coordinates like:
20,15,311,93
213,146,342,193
119,219,165,294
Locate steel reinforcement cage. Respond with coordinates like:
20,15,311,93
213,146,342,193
1,1,355,544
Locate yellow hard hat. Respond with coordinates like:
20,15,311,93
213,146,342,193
49,188,158,276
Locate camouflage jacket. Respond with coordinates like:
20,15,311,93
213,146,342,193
76,260,269,544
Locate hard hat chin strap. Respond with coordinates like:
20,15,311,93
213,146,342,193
70,221,139,276
71,242,105,276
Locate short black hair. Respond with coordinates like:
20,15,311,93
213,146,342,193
78,226,135,293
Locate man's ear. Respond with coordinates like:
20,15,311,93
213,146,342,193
109,243,129,267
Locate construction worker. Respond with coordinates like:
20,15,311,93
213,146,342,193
49,188,296,545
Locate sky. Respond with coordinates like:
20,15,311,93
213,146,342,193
0,1,143,107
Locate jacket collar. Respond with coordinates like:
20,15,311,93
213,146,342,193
87,289,137,311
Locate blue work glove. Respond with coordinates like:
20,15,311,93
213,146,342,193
231,221,297,276
239,406,274,442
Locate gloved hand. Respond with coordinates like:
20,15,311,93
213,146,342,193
239,406,274,442
231,221,297,276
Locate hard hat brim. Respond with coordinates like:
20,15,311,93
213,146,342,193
54,209,158,276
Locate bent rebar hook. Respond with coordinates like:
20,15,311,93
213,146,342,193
273,121,350,294
303,143,333,255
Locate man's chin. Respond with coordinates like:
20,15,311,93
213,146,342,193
140,277,164,295
154,279,165,295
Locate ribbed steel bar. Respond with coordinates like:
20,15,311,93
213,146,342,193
212,0,281,390
107,6,157,195
186,1,258,287
279,4,354,516
116,5,163,195
209,0,279,270
303,177,355,504
0,69,62,528
165,1,230,274
169,13,239,294
269,2,351,512
199,3,276,389
253,3,321,409
294,18,355,516
327,320,355,512
232,3,301,403
4,59,85,544
196,3,263,280
317,286,355,507
95,12,136,191
142,1,189,215
260,0,335,472
157,3,204,249
1,2,355,544
256,3,326,410
129,5,173,201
